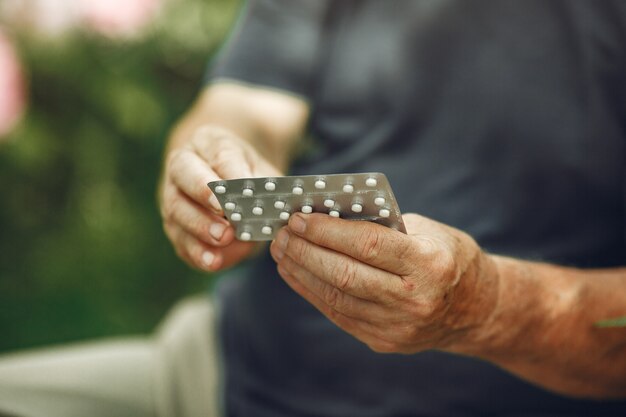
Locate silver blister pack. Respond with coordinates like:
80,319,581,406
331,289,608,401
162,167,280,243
208,173,406,241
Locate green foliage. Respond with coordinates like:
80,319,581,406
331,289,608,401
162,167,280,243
595,317,626,328
0,0,241,352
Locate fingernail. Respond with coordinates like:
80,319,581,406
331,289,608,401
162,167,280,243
290,214,306,234
202,251,215,268
209,223,226,240
208,194,221,211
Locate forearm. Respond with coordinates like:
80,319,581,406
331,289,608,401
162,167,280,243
165,83,308,173
456,256,626,398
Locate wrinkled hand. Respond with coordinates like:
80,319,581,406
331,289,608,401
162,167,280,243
161,125,281,271
270,213,500,354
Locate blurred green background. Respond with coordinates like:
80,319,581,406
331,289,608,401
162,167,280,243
0,0,241,352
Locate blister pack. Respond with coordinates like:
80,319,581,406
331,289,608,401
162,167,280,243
208,173,406,241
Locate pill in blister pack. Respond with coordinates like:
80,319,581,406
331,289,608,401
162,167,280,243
208,173,406,241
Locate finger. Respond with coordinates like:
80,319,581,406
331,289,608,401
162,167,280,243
166,187,234,247
270,243,395,323
276,264,409,354
191,128,254,179
272,228,403,303
250,154,283,178
167,149,223,213
164,222,222,271
286,213,417,276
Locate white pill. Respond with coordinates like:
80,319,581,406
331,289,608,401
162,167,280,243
214,185,226,194
261,226,273,235
240,231,252,241
379,209,391,218
274,200,286,210
231,213,242,222
314,180,326,190
374,197,386,206
351,203,363,213
264,181,276,191
301,205,313,214
279,211,290,221
323,199,335,208
342,184,354,193
292,186,304,195
224,202,236,211
365,177,377,187
329,210,340,218
252,206,263,216
243,188,254,197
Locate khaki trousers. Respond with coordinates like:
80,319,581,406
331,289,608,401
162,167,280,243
0,296,221,417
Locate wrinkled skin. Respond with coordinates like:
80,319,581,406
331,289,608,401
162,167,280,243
270,212,500,354
160,125,281,271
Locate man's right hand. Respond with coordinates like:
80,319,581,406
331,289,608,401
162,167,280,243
160,125,282,271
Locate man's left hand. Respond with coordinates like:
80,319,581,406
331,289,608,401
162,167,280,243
270,212,500,354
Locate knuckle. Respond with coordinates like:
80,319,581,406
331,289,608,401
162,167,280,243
409,297,444,322
213,146,233,164
174,247,187,263
162,220,176,238
356,228,383,262
332,261,357,291
159,203,171,222
326,306,341,321
161,200,175,222
314,221,333,244
212,148,243,174
417,236,440,258
421,301,440,318
163,221,178,244
194,125,231,148
417,237,458,281
193,127,229,155
164,196,182,222
170,234,188,259
322,285,343,308
194,125,215,139
212,160,228,176
433,247,458,281
166,148,186,173
288,237,309,264
185,240,200,259
192,220,209,240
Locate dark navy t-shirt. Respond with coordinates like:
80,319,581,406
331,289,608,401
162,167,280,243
208,1,626,415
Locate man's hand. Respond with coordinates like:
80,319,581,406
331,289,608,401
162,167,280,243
270,212,626,398
161,125,282,271
159,82,309,271
269,213,500,353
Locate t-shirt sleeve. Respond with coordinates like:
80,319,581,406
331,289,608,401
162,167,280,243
206,0,329,100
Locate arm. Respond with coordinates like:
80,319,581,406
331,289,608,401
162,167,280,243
160,82,308,271
165,82,307,172
470,257,626,398
269,212,626,398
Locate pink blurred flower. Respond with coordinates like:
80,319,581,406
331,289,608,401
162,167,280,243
79,0,161,38
0,30,27,139
0,0,81,36
0,0,160,38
